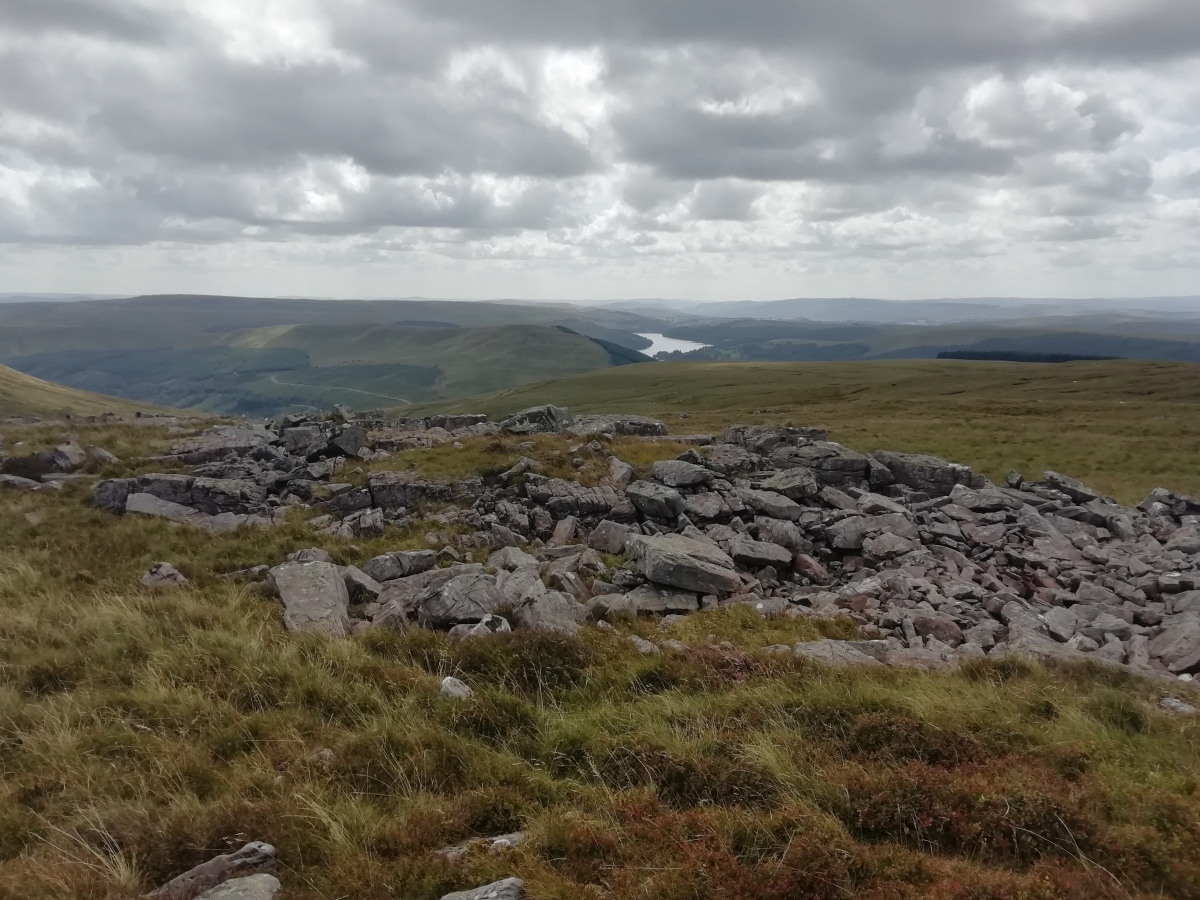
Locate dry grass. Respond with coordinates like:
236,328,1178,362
3,418,1200,899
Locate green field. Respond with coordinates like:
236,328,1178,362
408,359,1200,505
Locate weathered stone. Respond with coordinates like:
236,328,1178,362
737,488,803,522
195,876,281,900
1042,606,1078,642
626,481,685,520
142,562,187,587
588,520,631,554
572,414,667,437
629,635,661,656
441,676,473,699
489,546,539,570
607,456,635,487
417,573,506,629
873,450,981,496
625,533,741,595
651,459,713,488
512,590,581,635
269,561,351,636
625,583,701,613
729,536,792,569
551,516,580,545
1166,526,1200,555
501,405,573,434
341,565,383,600
361,550,438,582
526,477,634,520
911,614,964,646
126,493,211,526
793,639,884,667
755,468,821,500
0,474,42,491
144,841,277,900
439,878,525,900
1148,618,1200,674
862,533,919,561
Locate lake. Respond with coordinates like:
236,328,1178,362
635,333,712,356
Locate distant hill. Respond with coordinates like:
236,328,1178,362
0,363,169,418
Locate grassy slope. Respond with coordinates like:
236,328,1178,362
0,363,171,418
406,359,1200,505
228,324,623,399
1,424,1199,899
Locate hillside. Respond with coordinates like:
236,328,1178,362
0,362,170,418
406,359,1200,504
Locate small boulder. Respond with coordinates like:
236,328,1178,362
142,562,187,588
441,676,473,699
588,520,631,555
269,561,351,636
626,481,685,521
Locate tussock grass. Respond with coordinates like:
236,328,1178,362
3,422,1200,899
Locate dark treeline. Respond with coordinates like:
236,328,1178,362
937,351,1122,363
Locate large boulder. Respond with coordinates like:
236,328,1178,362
571,414,667,437
754,469,820,500
269,561,351,636
512,591,582,635
729,536,793,569
736,488,803,522
525,477,634,520
872,450,982,496
651,459,712,488
588,520,631,554
771,442,872,488
626,481,685,520
373,565,485,627
416,573,506,629
625,533,741,595
361,550,438,582
501,405,573,434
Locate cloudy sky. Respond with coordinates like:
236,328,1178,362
1,0,1198,301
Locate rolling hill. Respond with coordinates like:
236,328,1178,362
0,362,170,419
405,358,1200,504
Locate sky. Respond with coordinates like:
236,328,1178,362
0,0,1198,301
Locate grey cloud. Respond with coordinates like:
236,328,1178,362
689,181,762,220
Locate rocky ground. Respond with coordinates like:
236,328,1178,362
3,402,1199,899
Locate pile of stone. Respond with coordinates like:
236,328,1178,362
248,419,1200,683
0,436,118,491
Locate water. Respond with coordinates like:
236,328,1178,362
635,333,712,356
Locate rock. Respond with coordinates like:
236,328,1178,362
625,533,741,595
441,676,473,699
269,561,351,636
512,590,582,635
1042,606,1078,642
586,593,636,621
1043,470,1100,503
651,459,713,488
87,446,121,466
1166,526,1200,555
626,481,685,520
142,562,187,587
195,876,281,900
525,478,634,520
488,546,539,570
328,424,366,457
501,405,573,434
607,456,635,487
0,474,43,491
460,614,513,638
1160,697,1198,714
41,442,87,473
911,614,964,646
736,488,803,522
872,450,981,496
625,583,701,613
417,573,506,629
498,456,540,483
362,550,438,582
551,516,580,545
771,441,872,487
126,493,211,527
288,548,334,563
341,565,383,600
1149,618,1200,674
862,532,918,561
729,536,792,569
144,842,277,900
572,414,667,437
754,469,820,500
588,520,631,554
373,565,486,627
629,635,661,656
793,640,883,667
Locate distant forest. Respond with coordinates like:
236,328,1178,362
937,351,1122,363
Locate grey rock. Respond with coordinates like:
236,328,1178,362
736,488,803,521
625,533,741,595
1166,526,1200,555
793,640,884,667
373,565,486,627
607,456,635,487
512,590,582,635
572,414,667,437
417,573,506,629
729,536,792,569
269,561,351,636
1160,697,1198,714
341,565,383,600
551,516,580,545
873,450,981,496
362,550,437,582
1043,470,1100,503
526,477,633,520
501,405,573,434
441,676,473,699
0,474,43,491
126,493,210,526
142,562,187,587
488,546,539,570
195,876,281,900
629,635,661,656
862,532,919,561
588,520,631,554
626,481,685,520
683,492,728,522
1149,618,1200,674
625,583,701,613
586,593,637,621
755,516,807,551
1042,606,1079,642
651,459,713,488
755,468,821,500
288,548,334,563
826,516,869,550
145,842,277,900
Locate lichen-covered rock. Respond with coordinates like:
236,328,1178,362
417,573,506,629
269,561,351,637
626,481,685,521
625,533,740,595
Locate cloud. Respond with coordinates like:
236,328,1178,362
0,0,1198,299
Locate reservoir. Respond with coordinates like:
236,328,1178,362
635,333,712,356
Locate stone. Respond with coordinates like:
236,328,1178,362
626,481,685,520
417,573,506,629
872,450,980,496
625,583,701,613
572,414,667,437
630,635,661,655
525,478,633,520
142,562,187,588
195,876,281,900
269,561,351,636
341,566,383,600
651,459,713,488
729,536,793,569
1161,697,1198,714
793,639,884,667
1166,526,1200,555
512,590,582,635
0,474,42,491
501,405,573,434
144,842,277,900
1042,606,1078,642
736,488,803,521
126,493,211,527
826,516,869,550
607,456,636,487
755,468,821,500
362,550,438,582
551,516,580,545
911,614,964,646
441,676,473,699
1043,470,1101,503
288,548,334,563
1149,619,1200,674
862,533,918,561
588,520,631,554
625,533,741,595
488,546,539,570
